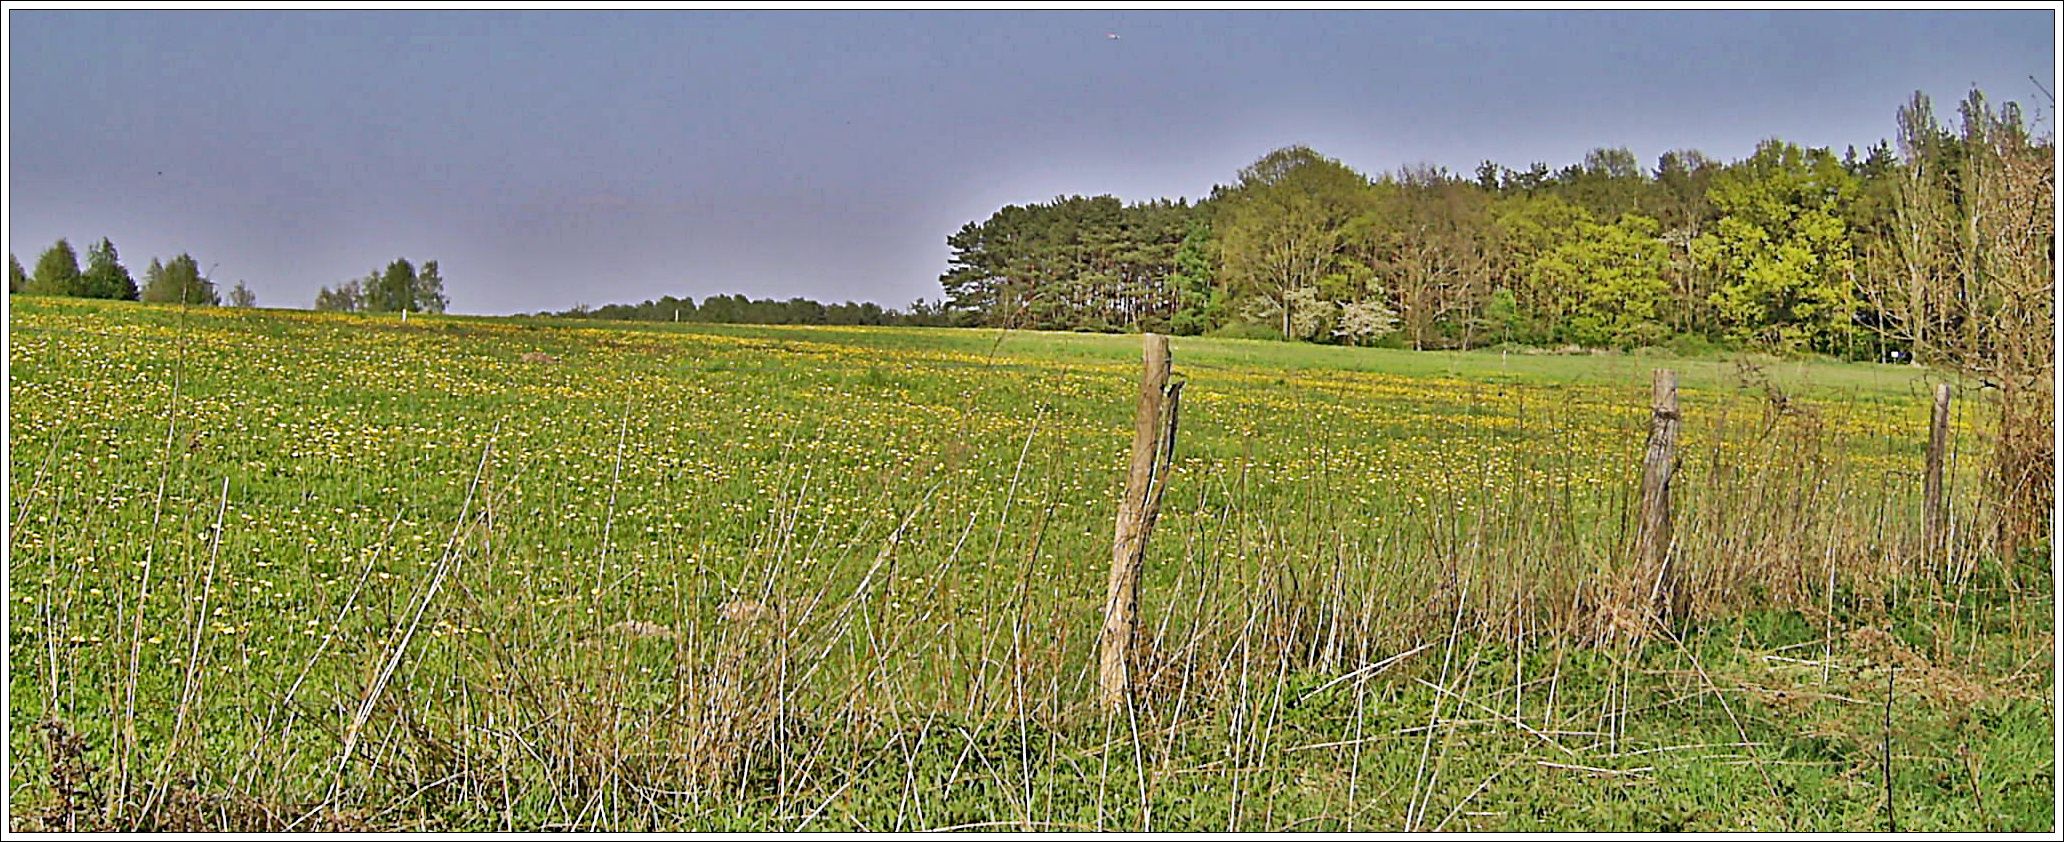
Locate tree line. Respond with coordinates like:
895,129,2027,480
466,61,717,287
544,293,962,327
9,237,254,306
938,87,2052,367
8,242,450,316
313,258,450,314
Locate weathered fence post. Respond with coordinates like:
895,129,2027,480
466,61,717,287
1100,334,1181,709
1633,368,1684,624
1923,383,1953,556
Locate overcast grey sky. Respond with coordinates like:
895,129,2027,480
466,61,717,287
6,9,2056,315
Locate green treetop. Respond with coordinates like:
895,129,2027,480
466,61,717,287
26,239,84,296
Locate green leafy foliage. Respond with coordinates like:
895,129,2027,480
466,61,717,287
914,87,2042,365
21,238,219,305
138,252,219,305
26,239,84,297
313,278,362,312
1215,145,1375,341
79,238,137,300
1492,193,1593,333
1536,214,1672,348
315,258,448,313
1699,140,1860,352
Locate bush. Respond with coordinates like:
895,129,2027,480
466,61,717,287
1614,321,1672,350
1665,332,1721,358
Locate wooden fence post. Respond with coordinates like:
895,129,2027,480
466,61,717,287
1923,383,1952,557
1100,334,1181,709
1633,368,1684,624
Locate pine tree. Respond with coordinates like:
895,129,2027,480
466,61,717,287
1167,220,1216,335
8,254,25,294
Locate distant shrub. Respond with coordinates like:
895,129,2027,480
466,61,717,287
1666,333,1721,358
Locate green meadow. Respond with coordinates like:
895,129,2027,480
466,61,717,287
6,296,2052,831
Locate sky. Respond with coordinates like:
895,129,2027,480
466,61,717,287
6,8,2057,316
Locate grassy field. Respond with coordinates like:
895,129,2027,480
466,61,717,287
6,295,2054,831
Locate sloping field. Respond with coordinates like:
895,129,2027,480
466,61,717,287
7,297,2051,831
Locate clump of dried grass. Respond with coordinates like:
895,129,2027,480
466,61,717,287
606,618,677,639
719,599,774,625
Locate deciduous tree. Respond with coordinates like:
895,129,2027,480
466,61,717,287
355,258,450,313
1699,140,1859,353
1215,146,1373,340
27,239,84,297
139,253,219,305
1870,88,2055,556
80,237,137,300
314,279,364,312
414,260,449,313
1536,214,1671,348
1365,165,1494,349
1489,193,1591,342
370,258,416,312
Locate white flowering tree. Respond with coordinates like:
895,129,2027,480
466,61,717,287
1334,296,1401,346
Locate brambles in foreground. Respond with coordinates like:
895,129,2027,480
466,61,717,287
6,297,2050,831
12,607,2049,832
